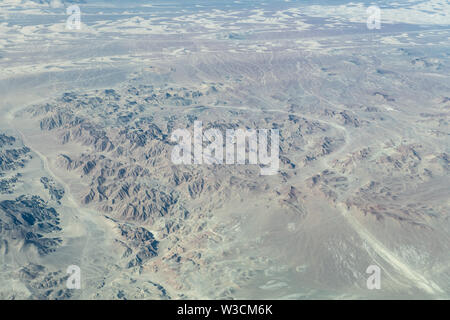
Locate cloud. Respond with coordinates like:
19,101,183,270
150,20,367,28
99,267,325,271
299,0,450,26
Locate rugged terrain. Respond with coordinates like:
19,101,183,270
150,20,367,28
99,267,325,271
0,0,449,299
